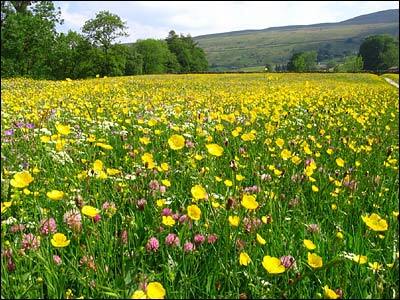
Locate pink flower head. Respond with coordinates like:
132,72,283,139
179,214,188,223
165,233,180,247
183,241,195,252
53,255,62,265
161,208,172,216
93,214,101,223
149,180,160,191
146,237,159,252
63,209,82,232
194,234,205,245
136,198,147,210
159,185,166,193
22,233,40,251
39,218,57,235
10,224,26,233
280,255,296,269
121,230,128,245
207,234,218,244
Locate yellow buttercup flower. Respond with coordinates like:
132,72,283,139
323,285,340,299
241,132,256,142
146,282,166,299
81,205,100,218
224,180,233,187
187,204,201,221
336,158,345,167
275,138,284,149
206,144,224,156
241,194,258,210
10,171,34,188
361,213,388,231
262,255,285,274
239,252,252,266
191,185,208,200
162,216,175,227
280,149,292,160
51,233,70,248
308,252,323,269
352,255,368,264
228,215,240,227
168,134,185,150
131,290,147,299
46,190,64,201
256,233,266,245
303,239,316,250
55,124,71,135
1,201,12,214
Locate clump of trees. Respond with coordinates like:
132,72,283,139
359,35,398,72
1,1,208,79
286,51,317,72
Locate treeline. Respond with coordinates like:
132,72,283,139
1,1,208,79
270,34,399,73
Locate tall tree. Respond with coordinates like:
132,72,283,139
82,10,128,75
287,51,317,72
359,35,399,71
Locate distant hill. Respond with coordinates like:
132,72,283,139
193,9,399,71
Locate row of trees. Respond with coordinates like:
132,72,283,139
272,34,398,73
1,1,208,79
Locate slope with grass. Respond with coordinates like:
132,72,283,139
194,9,399,70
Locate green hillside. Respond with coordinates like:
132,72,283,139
193,9,399,71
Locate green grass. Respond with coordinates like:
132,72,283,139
195,23,398,69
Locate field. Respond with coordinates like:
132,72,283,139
382,73,399,84
1,73,399,299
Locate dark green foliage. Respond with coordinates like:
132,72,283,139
287,51,317,72
334,55,364,72
359,35,399,71
1,3,208,79
166,30,208,72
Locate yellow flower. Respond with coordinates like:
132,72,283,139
224,180,233,187
323,285,340,299
303,239,316,250
312,185,319,192
275,138,284,149
206,144,224,156
241,194,258,210
308,252,323,269
93,160,104,172
95,142,113,150
280,149,292,160
51,233,70,248
1,201,12,214
156,199,166,207
146,282,166,299
81,205,100,218
187,204,201,221
336,158,345,167
191,185,207,200
228,215,240,227
368,261,383,273
241,132,256,141
131,290,147,299
139,137,151,145
46,190,65,201
336,232,344,239
236,174,245,181
291,155,301,165
55,124,71,135
262,255,285,274
239,252,252,266
10,171,34,188
106,168,121,176
160,163,169,171
361,213,388,231
256,233,266,245
161,179,171,187
162,216,175,227
352,255,368,264
168,134,185,150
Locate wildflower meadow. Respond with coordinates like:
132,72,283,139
1,73,399,299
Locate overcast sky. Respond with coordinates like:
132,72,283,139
54,1,399,42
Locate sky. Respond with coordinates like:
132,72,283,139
54,1,399,42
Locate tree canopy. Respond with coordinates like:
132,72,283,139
1,2,209,79
359,35,399,71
